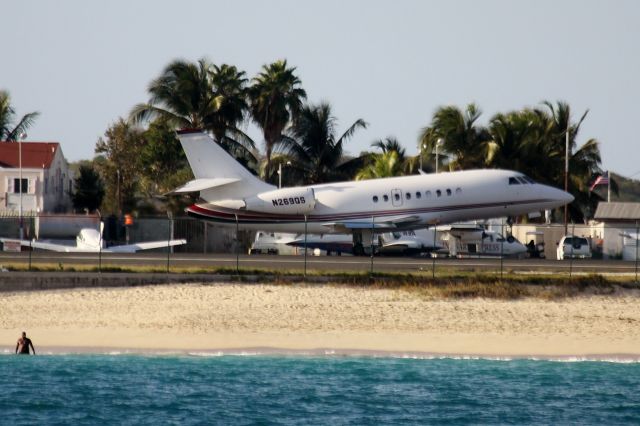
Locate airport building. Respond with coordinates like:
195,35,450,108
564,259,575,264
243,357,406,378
0,141,74,215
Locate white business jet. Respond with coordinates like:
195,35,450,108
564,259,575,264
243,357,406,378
173,130,573,255
1,227,186,253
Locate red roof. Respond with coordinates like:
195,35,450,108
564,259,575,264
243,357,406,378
0,142,59,169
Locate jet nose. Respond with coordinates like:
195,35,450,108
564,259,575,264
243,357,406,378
543,186,573,206
561,190,574,204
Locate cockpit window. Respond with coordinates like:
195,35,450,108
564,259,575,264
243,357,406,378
508,177,520,185
523,176,536,184
516,177,528,184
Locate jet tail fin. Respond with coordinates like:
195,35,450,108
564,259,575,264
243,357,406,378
176,130,273,200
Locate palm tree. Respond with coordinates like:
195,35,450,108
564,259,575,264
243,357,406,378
0,90,40,141
207,64,257,168
130,58,218,129
419,103,490,170
486,110,541,173
371,137,406,158
130,58,257,168
370,137,420,174
270,102,367,185
486,102,607,222
248,59,307,174
206,63,249,142
535,101,607,221
355,151,403,180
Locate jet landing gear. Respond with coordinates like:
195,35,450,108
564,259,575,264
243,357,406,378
352,230,374,256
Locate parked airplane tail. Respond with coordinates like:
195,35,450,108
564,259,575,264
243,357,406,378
173,130,273,199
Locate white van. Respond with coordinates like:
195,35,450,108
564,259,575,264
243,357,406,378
556,235,591,260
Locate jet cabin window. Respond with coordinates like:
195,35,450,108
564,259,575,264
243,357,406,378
406,193,411,200
510,175,536,185
425,191,431,198
372,195,379,203
436,190,442,197
446,189,452,196
383,194,389,202
394,193,401,202
416,192,421,199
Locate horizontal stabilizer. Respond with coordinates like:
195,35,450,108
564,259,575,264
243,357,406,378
167,178,240,194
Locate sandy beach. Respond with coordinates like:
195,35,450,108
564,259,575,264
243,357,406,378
1,282,639,357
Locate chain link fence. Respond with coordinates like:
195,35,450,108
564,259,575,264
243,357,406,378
0,214,638,282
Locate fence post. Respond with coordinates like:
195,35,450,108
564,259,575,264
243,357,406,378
304,215,308,278
370,217,375,276
635,220,639,283
28,238,32,271
166,213,173,275
203,222,208,254
235,214,239,275
432,224,437,279
98,217,102,274
500,219,504,280
569,222,575,279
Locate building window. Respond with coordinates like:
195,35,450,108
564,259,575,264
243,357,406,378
13,178,28,194
383,194,389,202
373,195,379,203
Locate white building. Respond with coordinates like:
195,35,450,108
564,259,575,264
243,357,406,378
0,141,74,214
593,202,640,260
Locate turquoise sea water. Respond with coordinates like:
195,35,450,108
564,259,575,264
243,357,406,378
1,353,639,425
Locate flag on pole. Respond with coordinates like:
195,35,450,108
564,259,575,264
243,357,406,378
590,171,609,192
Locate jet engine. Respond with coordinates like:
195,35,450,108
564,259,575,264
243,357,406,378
243,187,316,215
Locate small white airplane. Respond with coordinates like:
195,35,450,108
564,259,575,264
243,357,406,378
250,229,441,256
1,227,187,253
440,225,527,258
173,130,573,255
377,229,443,255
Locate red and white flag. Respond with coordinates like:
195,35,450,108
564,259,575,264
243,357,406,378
589,171,609,192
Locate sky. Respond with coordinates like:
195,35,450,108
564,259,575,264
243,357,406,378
4,0,640,177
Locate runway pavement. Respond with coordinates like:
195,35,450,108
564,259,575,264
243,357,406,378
0,251,638,276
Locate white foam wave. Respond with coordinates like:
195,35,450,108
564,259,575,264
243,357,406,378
2,347,639,363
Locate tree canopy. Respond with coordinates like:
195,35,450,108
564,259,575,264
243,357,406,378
0,90,39,141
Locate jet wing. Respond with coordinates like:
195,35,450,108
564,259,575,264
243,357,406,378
0,238,80,252
105,239,187,253
321,216,421,233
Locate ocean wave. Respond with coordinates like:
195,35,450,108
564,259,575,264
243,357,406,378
2,347,639,363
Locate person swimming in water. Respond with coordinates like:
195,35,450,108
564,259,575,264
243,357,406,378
16,332,35,355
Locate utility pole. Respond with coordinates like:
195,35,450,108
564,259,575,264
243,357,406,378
18,133,26,240
564,128,569,234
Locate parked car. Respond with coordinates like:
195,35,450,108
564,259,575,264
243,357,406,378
556,235,592,260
